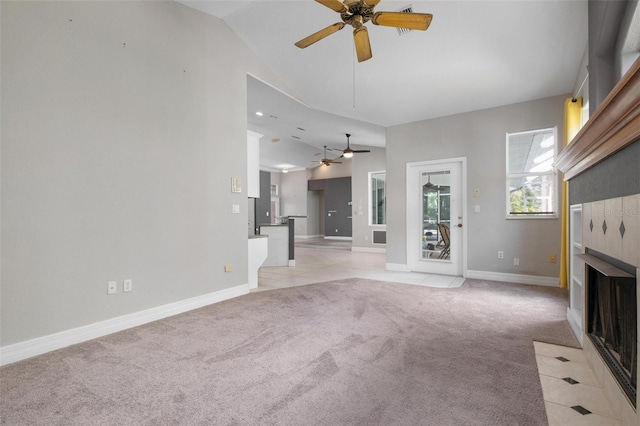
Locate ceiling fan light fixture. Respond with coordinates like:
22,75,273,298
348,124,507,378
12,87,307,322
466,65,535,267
343,148,354,158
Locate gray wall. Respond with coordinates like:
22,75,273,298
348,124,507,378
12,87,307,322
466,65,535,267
386,95,567,277
588,0,630,115
309,160,351,180
569,140,640,205
306,190,321,237
0,1,294,346
351,147,387,250
569,0,640,205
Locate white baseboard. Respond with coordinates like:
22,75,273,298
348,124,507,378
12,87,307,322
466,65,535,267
0,284,250,366
352,247,386,254
386,263,409,272
465,270,559,287
324,236,352,241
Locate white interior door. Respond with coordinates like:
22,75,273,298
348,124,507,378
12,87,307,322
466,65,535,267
407,158,466,275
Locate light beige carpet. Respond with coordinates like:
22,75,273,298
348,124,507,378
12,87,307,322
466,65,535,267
0,278,578,425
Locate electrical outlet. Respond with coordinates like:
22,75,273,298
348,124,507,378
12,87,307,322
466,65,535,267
107,281,117,295
123,279,133,292
549,254,557,263
498,251,504,259
514,258,520,266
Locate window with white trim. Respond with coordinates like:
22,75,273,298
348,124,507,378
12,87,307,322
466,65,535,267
369,171,386,225
506,128,557,218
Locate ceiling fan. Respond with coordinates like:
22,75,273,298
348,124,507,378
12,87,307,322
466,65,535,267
340,133,370,158
313,146,343,166
295,0,433,62
423,174,439,191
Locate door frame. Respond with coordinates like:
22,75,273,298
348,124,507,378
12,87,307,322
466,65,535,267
406,157,468,276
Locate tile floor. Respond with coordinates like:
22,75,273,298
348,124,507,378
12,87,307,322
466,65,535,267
256,243,464,292
535,341,623,425
255,241,621,425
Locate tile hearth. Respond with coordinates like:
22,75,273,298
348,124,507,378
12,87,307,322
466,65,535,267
535,341,621,425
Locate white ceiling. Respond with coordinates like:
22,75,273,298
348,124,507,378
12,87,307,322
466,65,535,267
179,0,588,171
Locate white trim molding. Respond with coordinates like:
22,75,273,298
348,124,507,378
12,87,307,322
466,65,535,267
0,284,250,366
566,307,584,346
324,236,352,241
466,270,559,287
386,263,410,272
352,247,386,254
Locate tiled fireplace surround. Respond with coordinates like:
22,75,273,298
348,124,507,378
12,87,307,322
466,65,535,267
580,196,639,423
557,56,640,425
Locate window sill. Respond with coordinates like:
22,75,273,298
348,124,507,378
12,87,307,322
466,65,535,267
506,214,558,220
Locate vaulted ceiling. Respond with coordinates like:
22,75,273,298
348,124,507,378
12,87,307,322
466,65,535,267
179,0,588,171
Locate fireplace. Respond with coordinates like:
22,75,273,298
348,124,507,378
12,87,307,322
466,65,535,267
581,252,637,406
556,56,640,422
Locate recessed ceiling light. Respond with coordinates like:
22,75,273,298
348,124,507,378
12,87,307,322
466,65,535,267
255,111,263,116
271,138,280,143
282,169,288,173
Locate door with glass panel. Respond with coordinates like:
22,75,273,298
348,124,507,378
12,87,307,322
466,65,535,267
407,159,464,275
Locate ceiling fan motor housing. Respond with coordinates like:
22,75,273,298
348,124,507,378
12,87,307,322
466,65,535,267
341,1,375,27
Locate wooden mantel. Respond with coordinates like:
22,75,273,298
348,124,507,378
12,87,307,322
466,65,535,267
556,55,640,180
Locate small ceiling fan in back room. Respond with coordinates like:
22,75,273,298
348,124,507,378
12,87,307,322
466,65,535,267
312,145,343,166
295,0,433,62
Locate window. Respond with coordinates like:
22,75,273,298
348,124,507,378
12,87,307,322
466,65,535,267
422,171,450,243
370,171,386,225
506,128,557,218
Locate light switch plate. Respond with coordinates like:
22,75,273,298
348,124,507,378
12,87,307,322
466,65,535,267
231,177,241,193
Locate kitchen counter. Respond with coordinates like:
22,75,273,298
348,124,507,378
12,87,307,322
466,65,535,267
248,235,268,290
259,223,292,267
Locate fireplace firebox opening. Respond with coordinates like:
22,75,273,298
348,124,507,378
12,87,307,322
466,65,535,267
582,252,637,407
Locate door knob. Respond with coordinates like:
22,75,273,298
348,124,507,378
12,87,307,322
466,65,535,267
457,223,463,228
